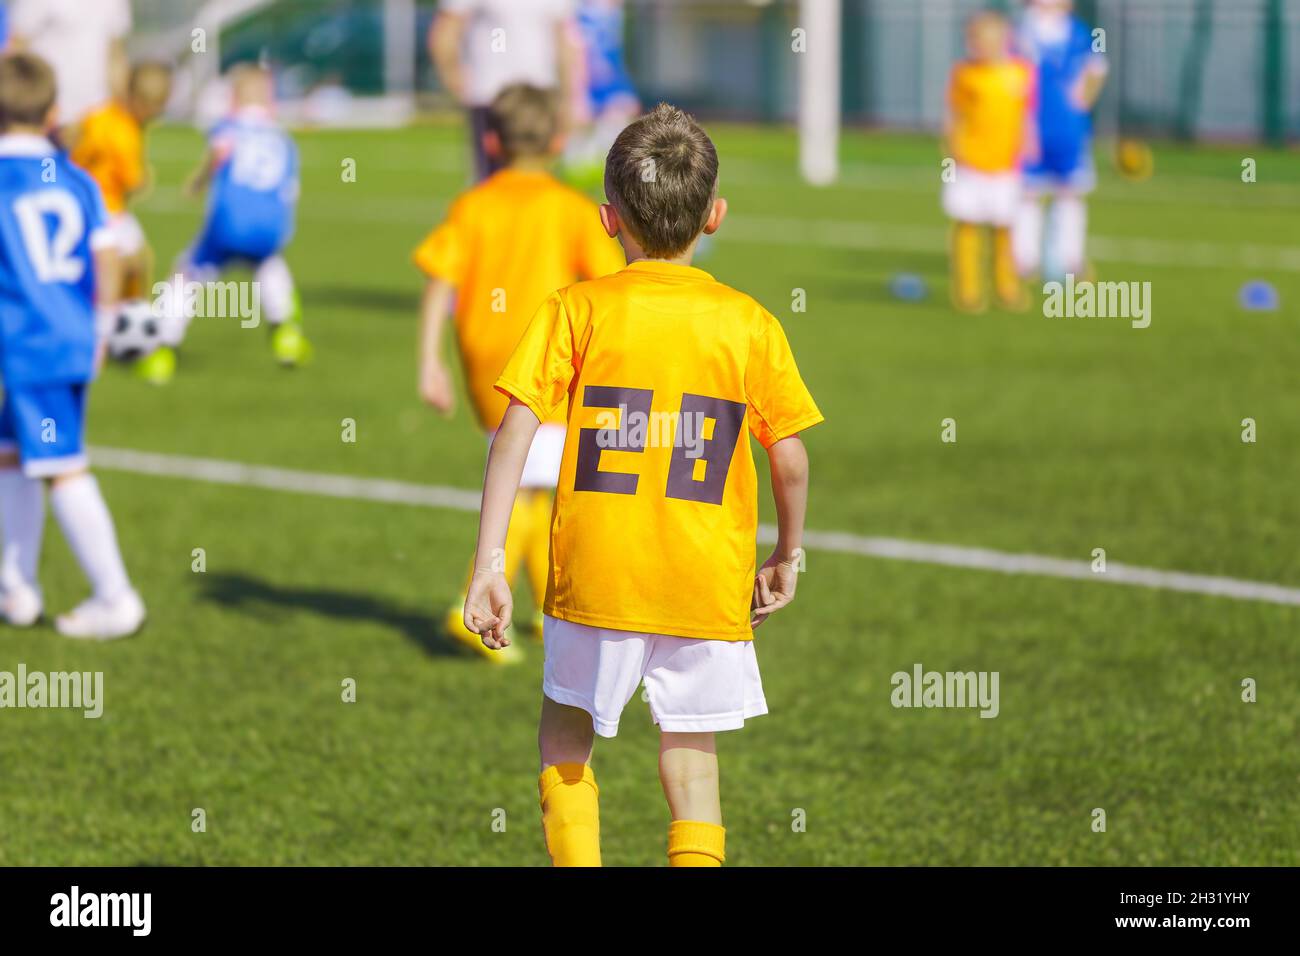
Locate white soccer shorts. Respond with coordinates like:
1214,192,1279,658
942,167,1021,226
542,615,768,737
487,422,565,489
106,212,146,257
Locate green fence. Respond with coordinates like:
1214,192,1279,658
129,0,1300,142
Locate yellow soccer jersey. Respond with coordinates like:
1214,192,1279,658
70,101,144,215
948,59,1036,173
412,168,625,431
496,261,824,641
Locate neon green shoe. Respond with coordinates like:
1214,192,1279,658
270,321,312,367
134,346,176,385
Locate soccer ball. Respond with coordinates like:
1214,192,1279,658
107,300,164,362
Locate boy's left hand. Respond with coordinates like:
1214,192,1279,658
751,551,799,629
464,569,513,649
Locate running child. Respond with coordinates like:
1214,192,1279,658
154,63,308,384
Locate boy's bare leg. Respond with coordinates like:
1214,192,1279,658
536,694,599,866
660,731,726,866
538,693,595,770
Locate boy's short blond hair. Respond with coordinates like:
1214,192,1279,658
486,84,558,162
0,53,57,131
604,103,718,259
129,61,174,105
229,63,274,106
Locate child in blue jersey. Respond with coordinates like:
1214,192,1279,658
1013,0,1108,282
148,63,308,384
562,0,639,188
0,53,145,640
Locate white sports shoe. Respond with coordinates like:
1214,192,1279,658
55,589,145,641
1,584,43,627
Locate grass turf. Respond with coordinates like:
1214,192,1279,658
0,121,1296,865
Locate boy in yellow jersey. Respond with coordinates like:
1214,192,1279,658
413,83,624,663
942,12,1037,312
69,62,172,302
463,103,822,866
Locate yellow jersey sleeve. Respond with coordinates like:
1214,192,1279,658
746,310,824,448
494,291,578,424
70,105,143,214
412,204,468,286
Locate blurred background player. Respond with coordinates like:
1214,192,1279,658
561,0,640,191
429,0,580,182
154,63,308,384
942,11,1036,313
413,83,624,663
0,53,145,640
69,63,174,315
7,0,132,133
1013,0,1108,282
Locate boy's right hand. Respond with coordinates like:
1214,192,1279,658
464,569,513,649
751,551,799,629
419,358,455,416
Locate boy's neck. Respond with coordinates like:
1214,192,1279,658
0,124,48,139
505,154,553,173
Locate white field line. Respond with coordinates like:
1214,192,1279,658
136,187,1300,273
90,445,1300,608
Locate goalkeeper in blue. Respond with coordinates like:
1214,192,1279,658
0,53,145,640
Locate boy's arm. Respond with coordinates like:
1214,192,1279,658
417,277,457,416
752,435,810,629
184,147,220,197
92,244,124,372
464,400,540,648
430,12,469,104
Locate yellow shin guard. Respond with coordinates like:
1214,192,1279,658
667,820,726,867
539,764,601,866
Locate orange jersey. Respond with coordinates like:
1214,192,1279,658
496,261,824,641
947,59,1036,173
413,168,625,430
70,101,144,214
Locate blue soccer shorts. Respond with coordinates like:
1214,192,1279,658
0,382,90,478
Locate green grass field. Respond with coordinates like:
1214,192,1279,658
1,120,1297,865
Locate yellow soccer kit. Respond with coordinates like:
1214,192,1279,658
496,261,823,641
413,168,625,431
947,59,1036,173
71,101,145,215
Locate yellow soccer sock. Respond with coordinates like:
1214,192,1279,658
950,222,987,312
992,226,1026,309
539,763,601,867
523,489,554,608
667,820,725,867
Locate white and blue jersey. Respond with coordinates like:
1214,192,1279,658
0,133,110,476
190,108,299,268
1018,13,1105,191
576,0,636,115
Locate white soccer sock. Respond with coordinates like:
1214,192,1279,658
255,255,296,326
0,468,44,593
1013,196,1045,278
49,473,132,602
159,268,195,347
1053,195,1089,277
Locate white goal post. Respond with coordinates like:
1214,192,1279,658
797,0,842,186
